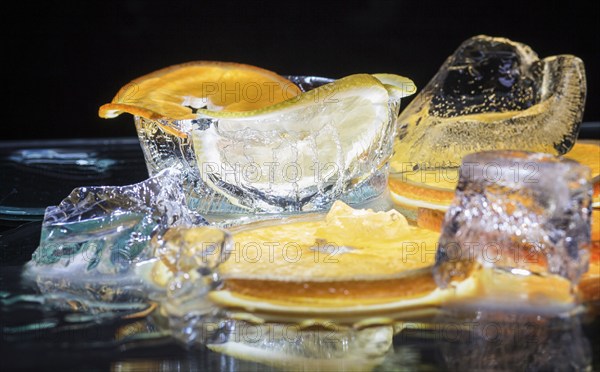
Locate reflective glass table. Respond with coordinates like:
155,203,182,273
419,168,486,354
1,125,599,371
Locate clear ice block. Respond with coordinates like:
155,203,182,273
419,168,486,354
135,76,399,214
433,150,592,288
24,168,207,302
392,35,586,171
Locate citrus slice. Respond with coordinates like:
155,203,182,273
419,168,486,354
191,74,404,210
98,61,302,120
388,168,457,220
218,201,437,282
197,202,573,323
372,73,418,100
389,140,600,222
564,141,600,179
564,141,600,207
206,201,444,321
579,209,600,303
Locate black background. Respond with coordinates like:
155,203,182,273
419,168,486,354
2,0,599,140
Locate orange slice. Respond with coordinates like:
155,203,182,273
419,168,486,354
151,202,577,325
565,141,600,207
388,168,457,221
565,141,600,179
98,61,302,121
579,209,600,302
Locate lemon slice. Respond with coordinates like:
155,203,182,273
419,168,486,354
373,73,418,100
580,209,600,302
206,201,447,321
99,61,302,120
191,74,401,210
219,201,437,282
201,202,574,323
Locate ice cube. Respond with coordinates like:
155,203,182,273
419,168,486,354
392,35,586,171
433,150,592,289
24,168,207,302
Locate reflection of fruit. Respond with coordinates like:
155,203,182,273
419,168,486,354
207,322,393,371
99,61,302,120
389,141,600,220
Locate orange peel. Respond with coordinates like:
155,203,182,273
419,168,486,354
99,61,301,121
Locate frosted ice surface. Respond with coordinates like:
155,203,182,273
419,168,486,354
25,168,207,301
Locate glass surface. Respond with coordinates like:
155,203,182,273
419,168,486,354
1,126,598,370
0,138,148,223
2,222,598,371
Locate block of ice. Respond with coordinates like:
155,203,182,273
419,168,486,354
392,35,586,171
433,150,592,288
24,168,207,302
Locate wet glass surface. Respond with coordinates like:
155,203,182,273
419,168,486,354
1,129,599,371
0,138,149,224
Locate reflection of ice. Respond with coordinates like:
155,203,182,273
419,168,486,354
392,35,586,171
434,150,592,291
24,168,207,302
435,311,591,371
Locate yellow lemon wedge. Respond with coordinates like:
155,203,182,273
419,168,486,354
190,73,414,210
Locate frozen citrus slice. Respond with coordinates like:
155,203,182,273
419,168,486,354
207,202,574,322
191,74,406,209
564,141,600,179
219,201,437,282
388,169,457,220
205,201,444,321
389,141,600,221
153,202,575,324
98,61,302,120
